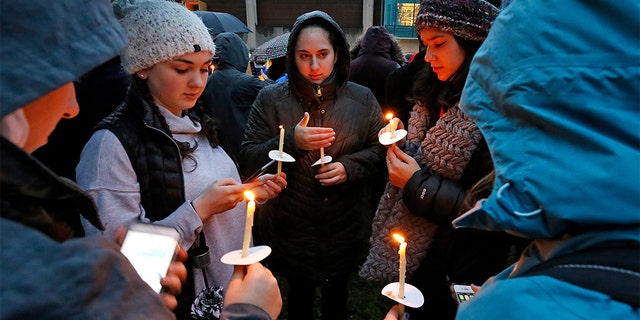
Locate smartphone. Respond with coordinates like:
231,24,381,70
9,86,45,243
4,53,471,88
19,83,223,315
120,222,181,293
451,284,475,305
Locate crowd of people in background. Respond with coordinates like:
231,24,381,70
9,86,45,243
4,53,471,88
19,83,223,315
1,0,638,320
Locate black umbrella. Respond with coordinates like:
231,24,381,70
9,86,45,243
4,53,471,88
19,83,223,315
193,10,251,35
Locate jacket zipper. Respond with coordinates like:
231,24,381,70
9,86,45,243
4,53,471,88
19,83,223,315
145,123,182,159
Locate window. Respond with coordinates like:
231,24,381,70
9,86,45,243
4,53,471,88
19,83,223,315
383,0,420,38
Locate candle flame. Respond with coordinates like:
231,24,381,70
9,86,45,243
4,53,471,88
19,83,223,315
279,125,283,129
244,190,255,201
393,233,405,244
385,113,394,121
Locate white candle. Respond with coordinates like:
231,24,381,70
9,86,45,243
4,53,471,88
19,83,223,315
386,113,397,139
398,241,407,298
277,125,284,174
320,147,325,166
394,233,406,298
241,191,256,258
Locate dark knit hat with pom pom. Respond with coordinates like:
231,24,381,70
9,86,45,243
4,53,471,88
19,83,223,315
415,0,500,42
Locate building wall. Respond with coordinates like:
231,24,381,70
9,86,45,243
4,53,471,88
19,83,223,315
200,0,419,55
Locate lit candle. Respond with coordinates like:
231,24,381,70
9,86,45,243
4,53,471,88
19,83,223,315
393,233,406,298
241,191,256,258
320,147,325,166
277,125,284,174
386,113,398,139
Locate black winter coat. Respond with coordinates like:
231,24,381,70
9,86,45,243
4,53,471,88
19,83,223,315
201,32,268,162
349,26,401,107
0,137,101,240
239,80,386,282
240,10,387,282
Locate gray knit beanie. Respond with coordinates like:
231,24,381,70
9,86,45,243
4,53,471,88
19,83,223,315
415,0,499,42
119,0,215,74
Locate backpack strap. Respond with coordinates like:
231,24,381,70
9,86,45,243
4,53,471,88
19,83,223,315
520,240,639,308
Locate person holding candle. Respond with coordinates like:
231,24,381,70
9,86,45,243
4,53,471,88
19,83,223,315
0,1,282,319
0,0,183,317
75,1,286,318
363,0,527,319
390,0,639,318
239,10,387,320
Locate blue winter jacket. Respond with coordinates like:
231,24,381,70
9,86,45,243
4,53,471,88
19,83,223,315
453,0,640,318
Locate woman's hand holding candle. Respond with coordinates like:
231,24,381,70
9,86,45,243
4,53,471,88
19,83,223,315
315,162,347,186
252,173,288,201
192,178,262,222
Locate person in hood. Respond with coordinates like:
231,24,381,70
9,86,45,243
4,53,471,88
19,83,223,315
75,1,285,319
349,25,404,221
451,0,639,319
349,26,404,108
266,56,288,83
201,32,269,162
0,0,185,318
239,10,387,320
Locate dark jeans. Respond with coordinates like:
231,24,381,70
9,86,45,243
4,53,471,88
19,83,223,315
285,274,349,320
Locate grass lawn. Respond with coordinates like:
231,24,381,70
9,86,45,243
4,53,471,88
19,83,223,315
275,273,397,320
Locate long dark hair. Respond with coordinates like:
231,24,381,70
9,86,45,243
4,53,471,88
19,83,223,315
463,169,495,212
411,36,483,115
131,76,219,159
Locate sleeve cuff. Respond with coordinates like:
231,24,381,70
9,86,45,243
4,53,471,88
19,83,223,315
220,303,272,320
